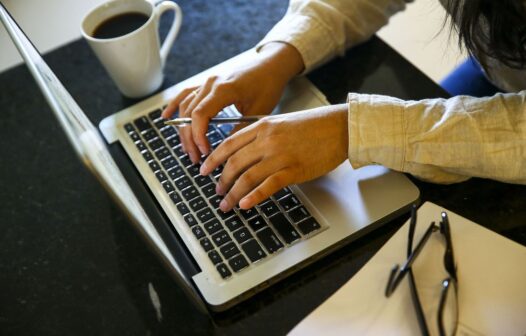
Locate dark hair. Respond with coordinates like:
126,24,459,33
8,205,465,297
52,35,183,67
447,0,526,68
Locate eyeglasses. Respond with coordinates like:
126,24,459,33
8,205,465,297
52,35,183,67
385,205,458,336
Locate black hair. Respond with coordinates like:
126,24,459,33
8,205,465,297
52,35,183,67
447,0,526,69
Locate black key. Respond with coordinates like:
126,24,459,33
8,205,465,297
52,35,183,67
129,131,140,142
142,150,154,162
155,171,167,183
239,208,258,220
154,147,171,161
256,228,284,254
174,176,192,191
196,208,215,223
186,164,200,177
148,160,160,172
218,123,234,136
219,242,239,259
148,138,164,151
208,250,222,265
212,165,223,177
200,238,214,252
167,135,180,148
124,123,134,133
225,216,244,232
181,186,199,201
278,194,301,211
189,196,207,212
173,145,185,157
203,219,222,235
148,109,162,121
179,155,193,167
161,126,177,139
242,239,266,263
259,200,280,218
233,227,252,244
134,116,152,132
161,181,175,193
269,213,300,244
207,130,223,144
183,214,197,227
135,140,147,152
228,254,249,273
192,226,205,239
161,157,178,170
154,119,166,129
216,263,232,279
201,183,216,198
273,187,292,200
142,129,158,141
288,206,311,223
209,195,222,209
247,215,267,232
212,230,231,247
176,202,190,216
167,166,184,180
169,191,182,204
195,175,213,187
297,217,321,235
217,209,235,220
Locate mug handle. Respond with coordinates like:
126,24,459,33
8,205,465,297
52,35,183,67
154,1,183,68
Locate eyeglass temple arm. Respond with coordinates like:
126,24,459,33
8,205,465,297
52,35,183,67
385,222,437,297
440,212,457,280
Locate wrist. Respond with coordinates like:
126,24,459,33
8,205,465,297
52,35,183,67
257,42,305,83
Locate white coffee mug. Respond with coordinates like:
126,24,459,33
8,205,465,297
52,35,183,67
81,0,182,98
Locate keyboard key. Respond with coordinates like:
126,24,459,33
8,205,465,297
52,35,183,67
208,250,222,265
155,171,167,183
297,218,321,235
167,166,185,180
186,164,201,177
212,230,231,247
154,119,166,129
181,186,199,201
195,175,213,187
201,183,216,198
134,116,152,132
228,254,249,273
225,215,244,232
203,219,222,235
154,147,171,161
183,214,198,227
200,238,214,252
142,129,158,141
173,145,185,157
233,227,252,244
196,208,215,223
288,206,311,223
207,130,223,144
239,208,258,220
247,215,267,232
174,176,192,190
212,165,223,177
169,191,182,204
129,131,140,142
179,155,193,167
192,225,205,239
259,200,280,218
278,194,301,211
161,157,178,170
257,228,284,254
135,140,147,152
217,209,235,220
273,187,292,200
148,160,160,172
161,181,175,193
241,239,266,263
142,150,154,162
167,136,180,148
124,123,135,133
208,195,222,209
148,109,162,121
189,196,207,212
269,213,300,244
216,263,232,279
148,138,164,151
219,242,239,259
176,202,190,216
161,126,177,139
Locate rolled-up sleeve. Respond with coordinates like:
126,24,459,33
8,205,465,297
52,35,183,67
256,0,410,73
347,92,526,184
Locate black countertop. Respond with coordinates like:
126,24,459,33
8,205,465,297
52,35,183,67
1,1,525,335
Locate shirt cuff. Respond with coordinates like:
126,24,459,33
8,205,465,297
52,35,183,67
347,92,406,171
255,14,337,74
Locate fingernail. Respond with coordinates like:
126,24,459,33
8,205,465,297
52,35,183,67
239,197,251,209
198,145,208,156
216,184,224,195
200,162,208,175
219,199,229,212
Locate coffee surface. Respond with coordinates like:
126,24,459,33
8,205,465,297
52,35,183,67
92,12,149,39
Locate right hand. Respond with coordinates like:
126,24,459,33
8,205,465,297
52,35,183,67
161,42,305,163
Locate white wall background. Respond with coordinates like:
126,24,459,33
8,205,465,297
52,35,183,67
0,0,466,82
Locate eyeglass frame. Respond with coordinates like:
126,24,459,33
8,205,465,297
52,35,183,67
384,205,458,336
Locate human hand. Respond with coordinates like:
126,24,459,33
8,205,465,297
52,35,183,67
161,42,304,164
199,104,349,211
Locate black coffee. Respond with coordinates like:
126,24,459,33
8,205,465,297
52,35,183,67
92,12,149,39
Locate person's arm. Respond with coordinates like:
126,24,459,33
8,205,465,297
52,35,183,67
347,91,526,184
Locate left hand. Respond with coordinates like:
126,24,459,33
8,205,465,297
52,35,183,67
199,104,349,211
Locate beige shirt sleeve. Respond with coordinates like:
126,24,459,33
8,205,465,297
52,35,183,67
256,0,410,73
347,92,526,184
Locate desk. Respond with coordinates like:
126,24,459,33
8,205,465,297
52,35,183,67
1,1,525,334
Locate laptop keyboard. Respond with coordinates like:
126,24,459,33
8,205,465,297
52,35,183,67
123,108,321,280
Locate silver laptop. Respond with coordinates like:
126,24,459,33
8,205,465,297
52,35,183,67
1,4,419,312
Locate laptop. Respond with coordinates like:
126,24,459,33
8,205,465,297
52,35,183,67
1,4,419,312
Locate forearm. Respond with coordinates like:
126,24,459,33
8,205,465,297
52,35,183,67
257,42,305,84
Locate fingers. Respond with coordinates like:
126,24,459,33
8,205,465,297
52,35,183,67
238,170,292,209
162,86,198,119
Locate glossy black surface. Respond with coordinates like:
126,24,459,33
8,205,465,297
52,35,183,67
1,1,525,335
